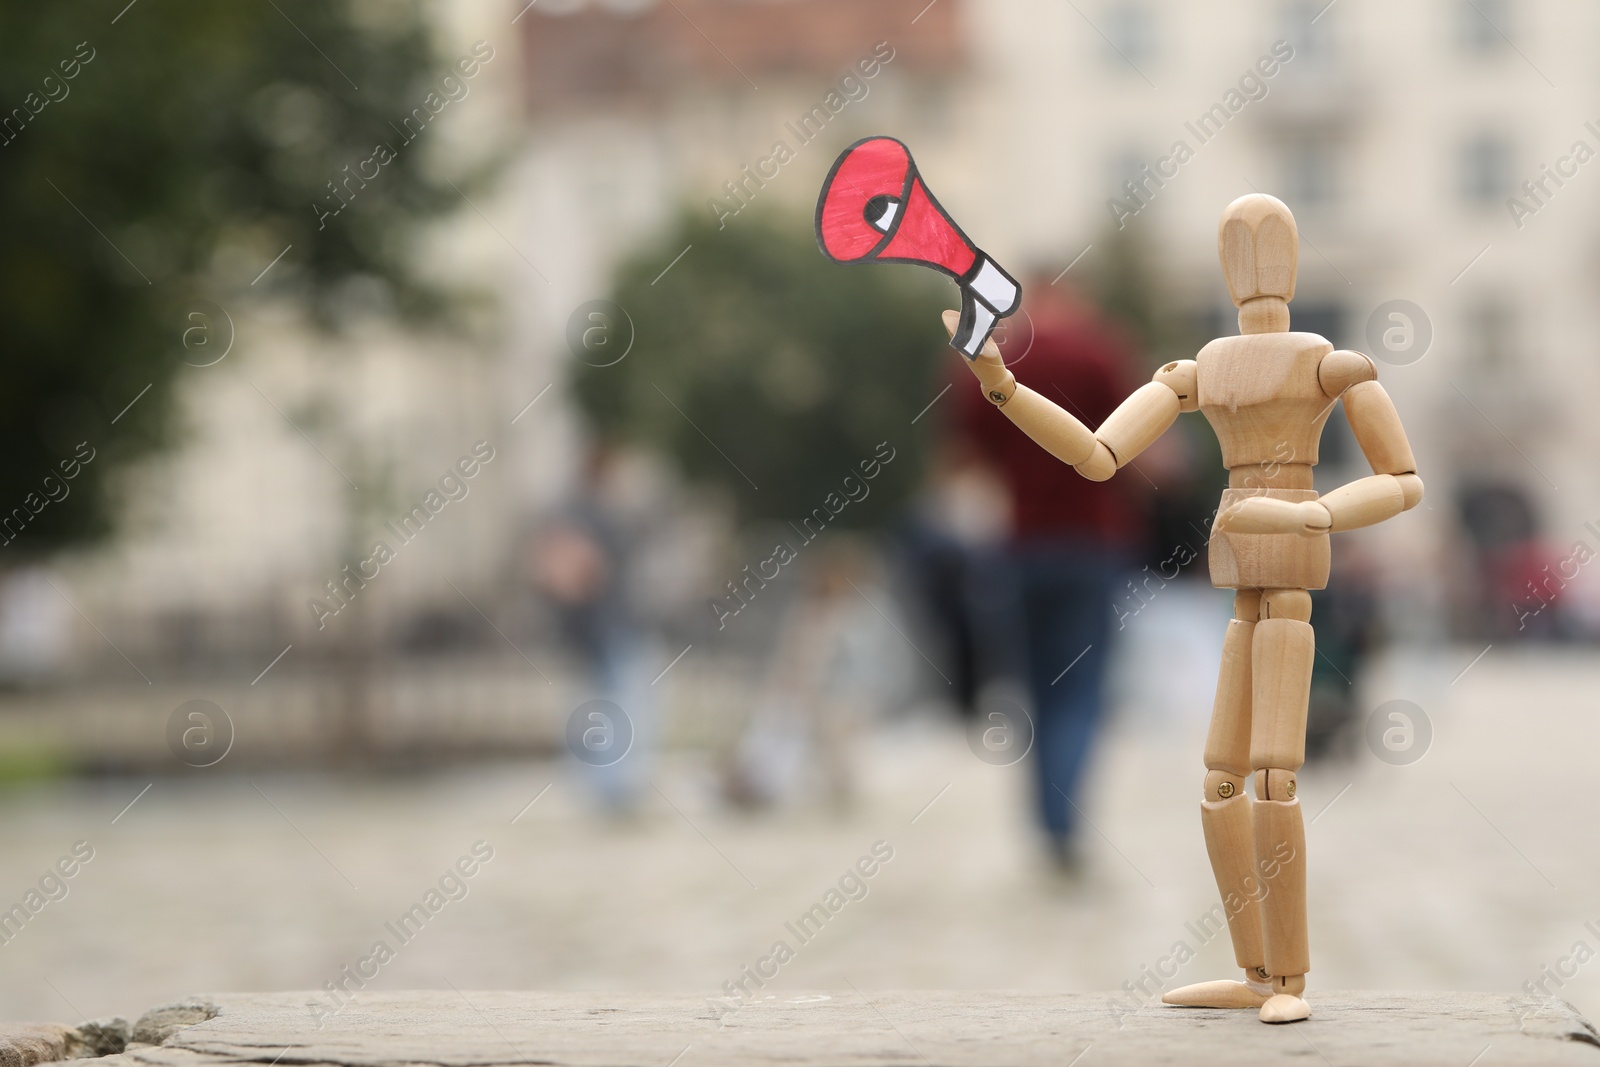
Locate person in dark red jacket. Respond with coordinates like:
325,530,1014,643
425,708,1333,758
952,279,1149,869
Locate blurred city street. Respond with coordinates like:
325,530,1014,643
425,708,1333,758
5,0,1600,1044
2,621,1595,1025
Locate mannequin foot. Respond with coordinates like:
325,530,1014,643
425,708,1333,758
1260,993,1311,1023
1162,973,1271,1009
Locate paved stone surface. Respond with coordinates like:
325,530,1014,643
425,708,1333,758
65,991,1600,1067
3,632,1599,1037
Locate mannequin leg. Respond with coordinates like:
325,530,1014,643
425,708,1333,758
1250,589,1314,1024
1163,591,1272,1009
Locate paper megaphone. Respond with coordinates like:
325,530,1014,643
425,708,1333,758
816,136,1020,358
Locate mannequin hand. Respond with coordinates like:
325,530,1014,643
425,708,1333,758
1217,497,1331,536
941,309,1014,405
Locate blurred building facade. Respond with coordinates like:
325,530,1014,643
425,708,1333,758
35,0,1600,682
499,0,1600,648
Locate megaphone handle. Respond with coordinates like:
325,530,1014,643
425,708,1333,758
952,287,997,359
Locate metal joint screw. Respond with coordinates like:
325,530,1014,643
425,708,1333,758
1217,781,1236,799
1286,780,1296,798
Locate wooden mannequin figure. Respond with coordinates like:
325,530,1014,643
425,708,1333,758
944,193,1422,1024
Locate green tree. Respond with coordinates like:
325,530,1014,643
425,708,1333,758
571,208,947,531
0,1,484,556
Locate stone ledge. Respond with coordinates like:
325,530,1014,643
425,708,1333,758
10,991,1599,1067
0,1025,75,1067
1,1000,219,1067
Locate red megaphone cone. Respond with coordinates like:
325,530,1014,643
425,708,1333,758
816,136,1019,357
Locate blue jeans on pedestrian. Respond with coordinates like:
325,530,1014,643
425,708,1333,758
1013,542,1121,844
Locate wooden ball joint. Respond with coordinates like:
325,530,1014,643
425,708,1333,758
945,193,1422,1025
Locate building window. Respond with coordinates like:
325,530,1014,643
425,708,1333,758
1109,148,1146,188
1460,133,1512,205
1282,138,1336,212
1462,298,1514,372
1102,3,1154,69
1281,0,1334,66
1455,0,1510,55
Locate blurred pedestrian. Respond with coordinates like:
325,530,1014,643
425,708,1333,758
899,436,1019,718
951,280,1149,871
722,539,880,813
531,443,657,815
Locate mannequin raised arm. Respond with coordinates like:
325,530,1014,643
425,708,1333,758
942,309,1190,482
